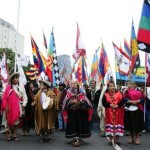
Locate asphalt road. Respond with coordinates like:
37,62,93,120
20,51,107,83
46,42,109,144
0,129,149,150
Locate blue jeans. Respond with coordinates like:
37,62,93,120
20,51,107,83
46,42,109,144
58,110,64,129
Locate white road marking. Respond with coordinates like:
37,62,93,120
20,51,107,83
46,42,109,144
0,130,6,133
106,137,123,150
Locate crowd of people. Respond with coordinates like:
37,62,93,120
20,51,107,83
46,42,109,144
0,72,150,147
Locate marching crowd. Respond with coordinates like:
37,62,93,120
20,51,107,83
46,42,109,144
0,72,150,147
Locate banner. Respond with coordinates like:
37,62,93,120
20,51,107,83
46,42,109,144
116,66,145,83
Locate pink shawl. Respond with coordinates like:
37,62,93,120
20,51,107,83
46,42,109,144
126,89,144,111
1,85,21,126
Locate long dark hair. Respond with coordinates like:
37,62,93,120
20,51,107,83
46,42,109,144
25,82,34,93
10,74,20,89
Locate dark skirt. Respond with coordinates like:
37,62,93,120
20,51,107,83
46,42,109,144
124,109,144,133
65,109,91,138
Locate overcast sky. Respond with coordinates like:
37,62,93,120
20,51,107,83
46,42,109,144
0,0,145,75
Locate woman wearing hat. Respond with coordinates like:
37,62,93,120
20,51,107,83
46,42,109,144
1,72,27,141
32,80,57,142
62,80,93,147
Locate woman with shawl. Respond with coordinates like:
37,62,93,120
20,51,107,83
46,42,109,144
62,80,93,147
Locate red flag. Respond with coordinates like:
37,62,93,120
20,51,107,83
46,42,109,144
72,23,86,63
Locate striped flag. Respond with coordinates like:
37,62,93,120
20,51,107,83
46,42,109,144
137,0,150,53
91,48,99,78
130,20,140,74
124,38,132,58
31,35,45,74
25,66,38,80
45,28,60,86
76,56,87,85
45,29,54,83
98,42,109,81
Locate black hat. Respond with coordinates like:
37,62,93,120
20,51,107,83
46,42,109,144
59,83,66,88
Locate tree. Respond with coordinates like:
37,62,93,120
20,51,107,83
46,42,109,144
0,48,15,74
0,48,37,82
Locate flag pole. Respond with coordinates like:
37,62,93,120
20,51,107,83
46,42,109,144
144,52,147,123
17,0,20,32
14,0,21,72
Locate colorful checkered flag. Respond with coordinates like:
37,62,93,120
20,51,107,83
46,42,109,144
51,29,60,86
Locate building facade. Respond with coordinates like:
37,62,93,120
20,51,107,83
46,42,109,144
57,54,72,81
0,18,24,55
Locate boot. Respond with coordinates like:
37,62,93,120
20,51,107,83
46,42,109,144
134,133,141,145
128,133,134,144
26,128,30,136
72,137,80,147
108,136,113,146
114,135,121,145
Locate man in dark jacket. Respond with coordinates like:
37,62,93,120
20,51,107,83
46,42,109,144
57,83,67,130
86,80,102,132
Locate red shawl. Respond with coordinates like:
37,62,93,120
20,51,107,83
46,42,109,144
62,90,93,123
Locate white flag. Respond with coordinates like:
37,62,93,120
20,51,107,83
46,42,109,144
113,42,131,75
18,55,30,67
146,54,150,72
0,53,8,81
17,56,27,85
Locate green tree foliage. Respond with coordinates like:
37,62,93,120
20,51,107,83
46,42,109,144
0,48,15,73
0,48,38,83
